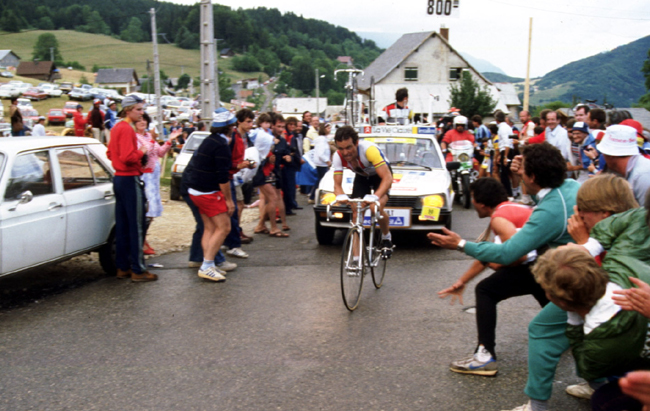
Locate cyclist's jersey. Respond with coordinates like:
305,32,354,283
332,140,389,177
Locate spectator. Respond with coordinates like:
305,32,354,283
567,121,604,183
608,110,633,126
573,104,590,123
106,94,158,282
519,110,535,143
282,116,303,215
9,97,24,136
232,108,256,243
183,108,237,282
439,178,546,377
270,112,291,230
495,111,514,197
383,87,412,125
73,104,87,137
555,109,569,128
310,123,332,203
104,100,118,143
301,111,311,137
588,108,607,142
598,124,650,206
304,116,319,154
64,112,74,129
87,99,105,143
135,112,178,256
31,116,46,137
544,111,572,164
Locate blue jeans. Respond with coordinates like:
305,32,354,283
224,180,241,249
114,176,147,274
183,193,225,264
282,168,298,211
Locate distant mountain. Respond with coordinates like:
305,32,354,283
356,32,402,50
461,53,506,75
482,72,525,83
532,35,650,108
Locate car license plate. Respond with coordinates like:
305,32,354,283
364,208,411,228
420,206,441,221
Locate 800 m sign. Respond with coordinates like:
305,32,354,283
427,0,460,18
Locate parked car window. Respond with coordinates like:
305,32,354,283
0,153,5,175
56,148,95,190
88,152,112,184
5,151,53,199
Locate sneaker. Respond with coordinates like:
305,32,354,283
217,261,237,272
566,382,594,399
117,268,132,279
450,346,497,376
307,199,315,204
501,402,533,411
188,261,202,268
131,271,158,282
380,239,394,259
226,247,249,259
198,266,226,282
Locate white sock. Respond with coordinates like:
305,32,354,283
201,260,215,271
475,345,493,362
381,232,392,241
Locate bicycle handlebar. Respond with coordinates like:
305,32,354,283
326,199,383,223
333,68,364,81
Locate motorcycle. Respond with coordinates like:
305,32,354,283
447,140,478,209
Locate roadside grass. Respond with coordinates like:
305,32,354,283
3,30,268,83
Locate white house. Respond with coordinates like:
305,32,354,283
357,30,520,120
274,97,328,119
95,68,140,94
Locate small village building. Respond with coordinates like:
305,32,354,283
220,48,235,58
95,68,139,94
0,50,20,68
357,30,520,121
16,61,60,82
274,97,328,119
337,56,354,66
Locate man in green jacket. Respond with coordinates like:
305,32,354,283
429,142,580,411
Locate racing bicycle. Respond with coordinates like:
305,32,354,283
327,199,391,311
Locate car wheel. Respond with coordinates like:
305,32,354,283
315,218,335,245
170,177,181,201
99,229,117,276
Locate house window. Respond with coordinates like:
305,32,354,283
405,67,418,81
449,67,463,81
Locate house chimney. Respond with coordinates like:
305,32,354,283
440,26,449,42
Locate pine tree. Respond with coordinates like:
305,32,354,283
448,72,497,118
32,33,63,62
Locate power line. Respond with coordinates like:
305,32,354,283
485,0,650,21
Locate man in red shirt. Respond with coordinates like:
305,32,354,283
441,115,475,162
72,104,87,137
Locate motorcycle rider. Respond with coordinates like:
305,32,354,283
441,115,475,162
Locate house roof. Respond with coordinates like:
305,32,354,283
275,97,328,115
493,82,521,106
95,68,138,84
337,56,353,64
221,48,233,54
0,50,20,61
16,61,55,76
621,108,650,131
357,31,491,90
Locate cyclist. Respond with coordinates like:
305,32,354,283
332,125,394,255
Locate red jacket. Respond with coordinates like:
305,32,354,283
106,120,144,176
230,129,246,178
73,110,86,137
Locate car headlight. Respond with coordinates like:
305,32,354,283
318,191,337,205
458,153,470,162
420,194,445,208
172,164,186,174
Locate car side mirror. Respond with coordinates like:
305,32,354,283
8,190,33,211
446,161,461,171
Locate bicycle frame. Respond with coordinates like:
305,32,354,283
327,199,383,268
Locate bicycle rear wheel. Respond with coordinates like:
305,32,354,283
341,227,365,311
369,226,387,289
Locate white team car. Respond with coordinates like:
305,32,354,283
313,125,457,245
0,137,117,277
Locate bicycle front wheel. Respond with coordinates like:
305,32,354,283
341,227,365,311
369,226,387,289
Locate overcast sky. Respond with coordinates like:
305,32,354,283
170,0,650,78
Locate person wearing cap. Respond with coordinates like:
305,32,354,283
31,116,46,137
73,104,87,137
87,99,105,143
567,121,604,183
620,119,649,153
106,94,159,282
599,124,650,206
182,107,236,282
103,100,118,143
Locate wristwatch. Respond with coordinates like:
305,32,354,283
456,239,466,252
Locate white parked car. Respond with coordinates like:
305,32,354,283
169,131,209,200
12,82,31,95
0,137,117,277
313,125,456,244
16,98,33,109
40,84,63,97
0,84,20,99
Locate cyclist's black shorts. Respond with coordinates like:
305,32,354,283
351,165,393,199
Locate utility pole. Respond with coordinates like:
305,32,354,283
199,0,215,122
214,38,223,108
150,8,163,137
523,17,533,112
49,47,54,62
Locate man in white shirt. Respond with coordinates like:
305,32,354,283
31,116,46,137
544,111,572,163
495,111,515,197
519,110,535,142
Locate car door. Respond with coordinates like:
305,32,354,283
54,146,114,255
0,150,66,274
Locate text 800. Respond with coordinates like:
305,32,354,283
427,0,453,15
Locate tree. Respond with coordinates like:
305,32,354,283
76,10,110,35
175,26,199,50
448,71,496,118
36,16,55,30
637,49,650,110
0,9,23,32
32,33,63,62
176,73,191,90
219,74,235,102
120,17,146,43
231,54,262,72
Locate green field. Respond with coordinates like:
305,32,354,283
3,30,267,83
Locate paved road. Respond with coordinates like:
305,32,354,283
0,197,590,411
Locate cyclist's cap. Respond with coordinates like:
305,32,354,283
122,94,144,109
211,107,236,128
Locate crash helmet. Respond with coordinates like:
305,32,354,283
453,115,468,127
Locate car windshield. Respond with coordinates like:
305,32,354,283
182,133,209,153
50,110,63,115
362,137,443,169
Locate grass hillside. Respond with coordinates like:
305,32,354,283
3,30,267,83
